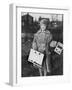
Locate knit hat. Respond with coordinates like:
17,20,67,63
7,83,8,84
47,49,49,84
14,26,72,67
39,19,48,26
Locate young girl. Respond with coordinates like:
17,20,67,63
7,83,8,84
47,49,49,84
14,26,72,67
32,19,52,76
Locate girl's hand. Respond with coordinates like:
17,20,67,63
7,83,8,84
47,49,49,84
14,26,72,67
50,40,57,47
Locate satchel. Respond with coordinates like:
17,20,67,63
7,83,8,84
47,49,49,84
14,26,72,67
28,49,44,68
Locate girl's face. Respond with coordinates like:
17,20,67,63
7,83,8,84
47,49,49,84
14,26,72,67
40,24,46,31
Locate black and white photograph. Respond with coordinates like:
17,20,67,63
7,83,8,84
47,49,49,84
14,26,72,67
21,12,63,77
9,4,70,86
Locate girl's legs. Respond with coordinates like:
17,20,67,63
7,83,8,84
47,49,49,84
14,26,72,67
39,68,42,76
43,62,47,76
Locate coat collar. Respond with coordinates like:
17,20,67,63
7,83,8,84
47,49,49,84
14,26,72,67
39,29,45,33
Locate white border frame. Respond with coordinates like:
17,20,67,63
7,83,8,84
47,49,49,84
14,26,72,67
9,4,70,86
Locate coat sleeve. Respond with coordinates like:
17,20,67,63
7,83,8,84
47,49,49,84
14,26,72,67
46,31,52,73
32,34,37,50
46,31,52,54
47,31,52,43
